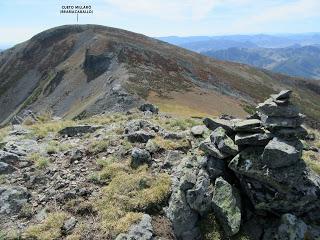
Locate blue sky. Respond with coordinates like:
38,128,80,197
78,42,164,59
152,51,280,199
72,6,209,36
1,0,320,47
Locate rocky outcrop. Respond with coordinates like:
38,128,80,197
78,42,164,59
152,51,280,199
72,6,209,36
59,125,102,137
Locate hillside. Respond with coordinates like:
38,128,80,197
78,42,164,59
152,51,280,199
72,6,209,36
202,45,320,80
0,92,320,240
1,25,320,129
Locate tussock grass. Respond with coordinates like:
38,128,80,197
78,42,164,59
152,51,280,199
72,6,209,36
28,120,75,139
0,127,9,142
28,152,50,169
95,165,171,237
151,136,190,151
46,140,69,154
199,213,249,240
303,151,320,175
24,212,68,240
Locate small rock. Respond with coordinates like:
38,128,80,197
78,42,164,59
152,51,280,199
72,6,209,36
131,148,151,168
0,150,20,165
127,131,155,143
191,125,206,137
0,186,30,214
63,217,77,234
212,177,241,237
179,168,197,191
199,140,229,159
0,162,16,174
210,127,238,156
139,103,159,114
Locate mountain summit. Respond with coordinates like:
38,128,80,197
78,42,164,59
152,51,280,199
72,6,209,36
0,25,320,127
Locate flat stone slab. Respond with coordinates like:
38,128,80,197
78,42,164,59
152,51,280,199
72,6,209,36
260,113,304,128
257,98,299,118
234,119,262,132
203,118,234,133
262,137,303,169
127,131,155,143
235,132,272,146
271,90,292,100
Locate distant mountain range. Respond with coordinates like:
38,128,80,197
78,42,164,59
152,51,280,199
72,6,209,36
202,45,320,80
158,33,320,80
158,33,320,51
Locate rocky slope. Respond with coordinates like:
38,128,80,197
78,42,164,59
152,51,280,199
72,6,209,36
0,90,320,240
1,25,320,129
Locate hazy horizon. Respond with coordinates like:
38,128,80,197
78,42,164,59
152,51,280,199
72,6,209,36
1,0,320,47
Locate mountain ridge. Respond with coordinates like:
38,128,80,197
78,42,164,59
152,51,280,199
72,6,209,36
0,24,320,128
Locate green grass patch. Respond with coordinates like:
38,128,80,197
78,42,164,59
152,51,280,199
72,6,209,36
95,166,171,237
28,152,50,169
27,120,75,139
24,212,68,240
0,127,9,143
303,151,320,175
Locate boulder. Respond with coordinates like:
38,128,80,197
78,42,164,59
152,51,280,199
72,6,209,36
0,150,20,165
166,188,200,240
277,214,308,240
0,162,16,174
212,177,241,236
234,119,262,132
59,125,101,137
210,127,238,156
259,113,305,129
205,156,226,180
179,168,197,191
203,118,234,133
131,148,152,168
235,132,272,146
139,103,159,114
0,186,30,214
262,137,303,169
199,140,229,159
257,98,299,118
163,131,186,140
125,119,160,134
186,169,213,216
117,214,154,240
191,125,206,137
271,90,292,100
127,131,155,143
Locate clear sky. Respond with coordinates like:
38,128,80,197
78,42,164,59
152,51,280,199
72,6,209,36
1,0,320,47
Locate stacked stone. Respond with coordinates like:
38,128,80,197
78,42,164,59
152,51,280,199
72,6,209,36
195,90,320,239
228,90,320,216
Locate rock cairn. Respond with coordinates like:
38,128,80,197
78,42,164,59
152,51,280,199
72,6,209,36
166,90,320,239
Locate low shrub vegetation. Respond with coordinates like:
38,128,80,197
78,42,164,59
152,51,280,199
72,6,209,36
28,120,75,139
152,136,190,152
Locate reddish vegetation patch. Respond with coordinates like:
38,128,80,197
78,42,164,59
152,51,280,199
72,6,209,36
152,215,176,240
148,88,248,118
